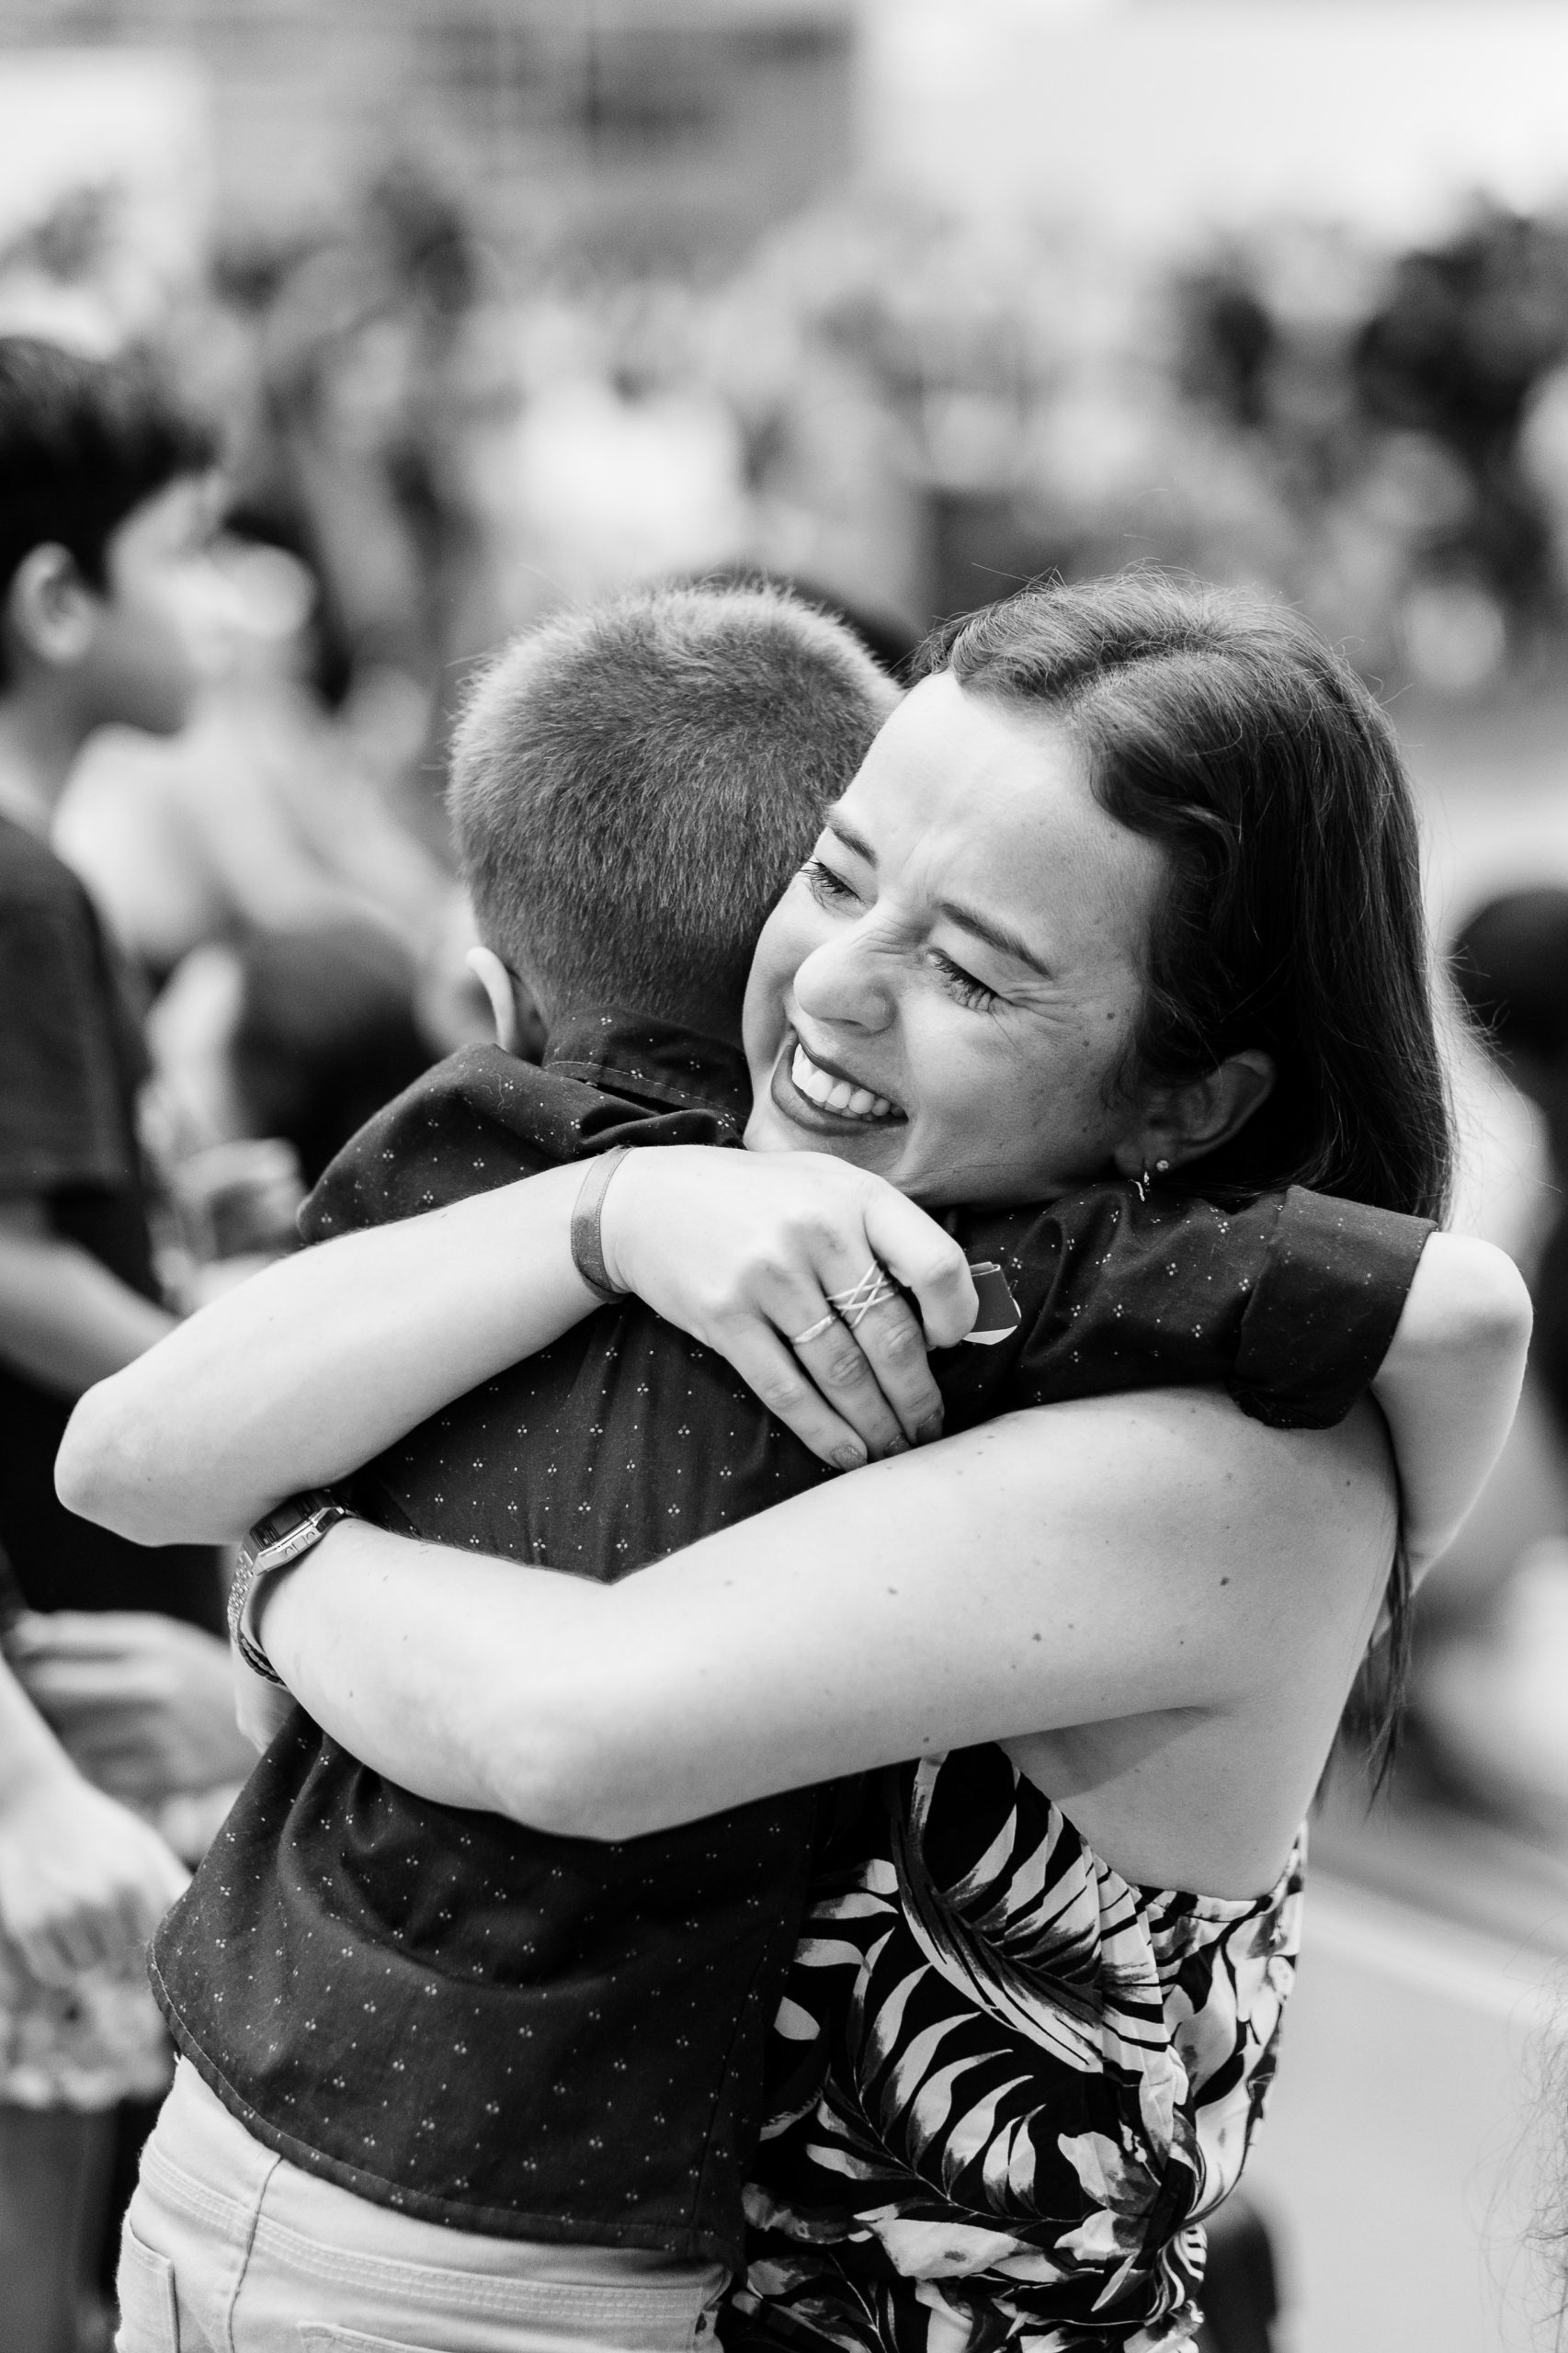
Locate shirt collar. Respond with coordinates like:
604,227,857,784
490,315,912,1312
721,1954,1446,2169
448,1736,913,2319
543,1006,751,1126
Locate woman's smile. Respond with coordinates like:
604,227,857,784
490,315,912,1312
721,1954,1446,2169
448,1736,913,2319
770,1031,905,1131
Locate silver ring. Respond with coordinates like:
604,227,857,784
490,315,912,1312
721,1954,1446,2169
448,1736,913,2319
789,1311,838,1347
825,1262,898,1330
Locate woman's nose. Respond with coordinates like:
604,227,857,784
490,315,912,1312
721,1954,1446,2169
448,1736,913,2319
792,924,895,1032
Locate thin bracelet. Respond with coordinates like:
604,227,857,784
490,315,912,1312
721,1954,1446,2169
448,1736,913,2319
570,1146,631,1302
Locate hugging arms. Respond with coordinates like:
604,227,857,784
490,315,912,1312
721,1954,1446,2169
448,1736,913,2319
61,573,1534,1893
62,1135,1526,1887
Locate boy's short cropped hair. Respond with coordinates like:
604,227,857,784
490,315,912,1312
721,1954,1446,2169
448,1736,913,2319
450,583,900,1031
0,335,217,610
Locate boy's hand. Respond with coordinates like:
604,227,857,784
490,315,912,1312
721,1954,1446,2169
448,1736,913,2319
8,1611,256,1802
0,1764,188,1984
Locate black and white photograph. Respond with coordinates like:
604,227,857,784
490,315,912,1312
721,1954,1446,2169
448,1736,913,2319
0,6,1564,2350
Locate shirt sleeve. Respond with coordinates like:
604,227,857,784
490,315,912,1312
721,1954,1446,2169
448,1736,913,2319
998,1182,1432,1430
1229,1186,1435,1428
0,895,135,1196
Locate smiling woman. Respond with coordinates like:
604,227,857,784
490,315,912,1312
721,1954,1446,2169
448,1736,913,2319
60,574,1528,2353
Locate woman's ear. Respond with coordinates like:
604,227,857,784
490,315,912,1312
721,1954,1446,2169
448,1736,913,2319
1115,1050,1276,1176
465,946,544,1058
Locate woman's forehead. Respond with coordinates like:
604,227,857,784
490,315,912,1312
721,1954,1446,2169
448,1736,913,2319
838,673,1165,969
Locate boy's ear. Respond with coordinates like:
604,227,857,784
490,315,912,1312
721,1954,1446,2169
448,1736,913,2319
1114,1049,1276,1177
5,544,99,668
465,946,545,1058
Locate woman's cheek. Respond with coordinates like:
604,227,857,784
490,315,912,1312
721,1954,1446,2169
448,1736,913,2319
990,1023,1112,1187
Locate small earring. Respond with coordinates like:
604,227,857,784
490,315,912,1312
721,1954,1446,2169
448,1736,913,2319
1135,1155,1172,1201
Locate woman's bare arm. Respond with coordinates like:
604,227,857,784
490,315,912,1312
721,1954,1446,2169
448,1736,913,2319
62,1140,1528,1586
57,1150,972,1544
58,1163,604,1543
258,1390,1392,1849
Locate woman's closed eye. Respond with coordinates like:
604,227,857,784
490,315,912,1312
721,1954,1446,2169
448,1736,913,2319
802,857,998,1008
930,950,999,1012
803,856,861,909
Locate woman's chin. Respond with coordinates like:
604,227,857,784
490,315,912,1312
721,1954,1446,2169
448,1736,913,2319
744,1088,906,1174
742,1097,793,1154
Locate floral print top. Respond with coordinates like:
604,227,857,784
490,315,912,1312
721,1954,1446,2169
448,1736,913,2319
729,1745,1304,2353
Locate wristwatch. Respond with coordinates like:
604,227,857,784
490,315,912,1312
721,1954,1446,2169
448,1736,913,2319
229,1491,352,1687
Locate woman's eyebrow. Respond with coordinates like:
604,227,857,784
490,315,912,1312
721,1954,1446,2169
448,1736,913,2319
938,898,1057,983
824,813,876,864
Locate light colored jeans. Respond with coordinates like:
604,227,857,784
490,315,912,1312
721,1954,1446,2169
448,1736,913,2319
117,2060,729,2353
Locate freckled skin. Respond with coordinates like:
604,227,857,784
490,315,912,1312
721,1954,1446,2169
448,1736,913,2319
741,673,1168,1210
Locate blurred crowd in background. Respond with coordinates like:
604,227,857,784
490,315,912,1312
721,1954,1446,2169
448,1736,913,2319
21,152,1568,1318
27,147,1568,1000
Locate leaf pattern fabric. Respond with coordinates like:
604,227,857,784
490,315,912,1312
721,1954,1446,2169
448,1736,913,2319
728,1745,1303,2353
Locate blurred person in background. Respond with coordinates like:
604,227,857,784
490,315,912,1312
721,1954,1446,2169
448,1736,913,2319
0,335,260,2349
55,525,453,995
146,914,435,1292
0,1540,188,2353
210,161,494,812
490,284,752,619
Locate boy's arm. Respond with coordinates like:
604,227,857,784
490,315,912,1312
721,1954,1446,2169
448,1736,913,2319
1008,1186,1529,1572
1000,1183,1431,1431
0,1196,174,1398
1370,1232,1532,1575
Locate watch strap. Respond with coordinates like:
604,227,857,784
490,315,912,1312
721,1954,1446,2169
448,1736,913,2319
230,1491,351,1687
571,1146,631,1303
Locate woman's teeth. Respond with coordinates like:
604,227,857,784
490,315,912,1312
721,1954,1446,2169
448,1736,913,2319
790,1044,895,1120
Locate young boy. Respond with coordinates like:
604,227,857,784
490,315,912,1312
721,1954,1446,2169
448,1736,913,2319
0,335,219,1614
0,335,249,2341
131,583,1442,2351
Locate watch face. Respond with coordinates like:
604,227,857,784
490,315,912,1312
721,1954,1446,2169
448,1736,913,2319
253,1500,309,1550
259,1520,324,1572
244,1495,336,1573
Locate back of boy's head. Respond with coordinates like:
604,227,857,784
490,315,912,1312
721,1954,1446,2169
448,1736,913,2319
450,583,901,1033
0,336,216,628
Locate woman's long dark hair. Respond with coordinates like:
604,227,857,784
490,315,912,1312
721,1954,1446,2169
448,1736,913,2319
924,574,1457,1779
